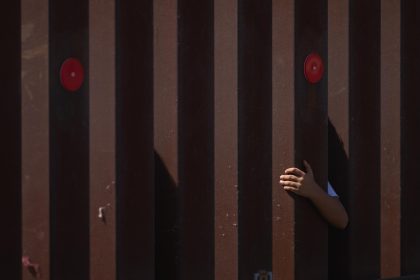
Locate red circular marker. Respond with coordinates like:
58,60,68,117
304,53,324,84
60,58,84,91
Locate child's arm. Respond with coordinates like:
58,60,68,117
279,160,349,229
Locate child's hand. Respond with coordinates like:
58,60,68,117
279,160,322,199
279,160,349,229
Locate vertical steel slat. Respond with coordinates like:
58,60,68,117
21,0,49,278
214,0,238,278
154,0,178,184
89,0,116,279
294,0,329,278
49,0,90,278
328,0,349,154
349,0,381,278
238,0,272,278
115,0,155,278
272,0,295,279
154,0,179,278
178,0,214,278
327,0,350,278
0,1,21,279
380,0,401,277
401,0,420,276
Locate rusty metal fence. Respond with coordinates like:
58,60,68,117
1,0,419,279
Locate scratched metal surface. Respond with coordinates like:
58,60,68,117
21,0,49,279
89,0,116,279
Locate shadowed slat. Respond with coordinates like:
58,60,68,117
116,0,155,278
294,0,329,278
49,0,90,278
0,1,21,279
238,0,272,278
401,0,420,276
178,0,214,278
348,0,381,278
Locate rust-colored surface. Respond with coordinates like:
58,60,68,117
89,0,116,279
380,0,401,278
154,0,178,184
214,0,238,278
328,0,349,154
327,0,350,278
272,0,295,279
154,0,179,278
21,0,49,279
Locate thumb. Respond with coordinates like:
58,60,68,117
303,160,313,175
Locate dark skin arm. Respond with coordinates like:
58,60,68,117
279,160,349,229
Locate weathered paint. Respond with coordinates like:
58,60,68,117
214,0,238,279
21,0,49,279
381,0,401,277
89,0,116,279
272,0,295,278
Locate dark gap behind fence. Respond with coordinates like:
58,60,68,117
0,1,21,279
401,0,420,276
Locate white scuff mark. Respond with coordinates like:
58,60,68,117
98,207,106,219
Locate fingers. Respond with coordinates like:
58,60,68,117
303,160,313,175
280,167,304,195
279,180,300,188
284,167,305,177
280,176,303,195
279,174,301,182
283,186,299,193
